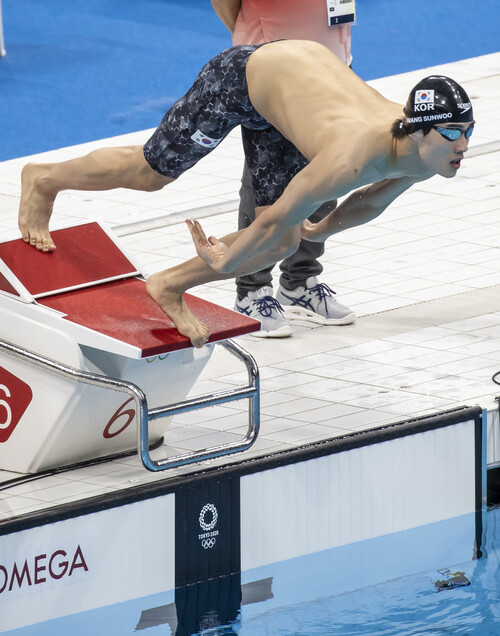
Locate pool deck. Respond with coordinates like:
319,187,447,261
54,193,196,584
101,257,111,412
1,52,500,522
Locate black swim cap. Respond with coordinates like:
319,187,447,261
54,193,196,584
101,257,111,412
403,76,473,133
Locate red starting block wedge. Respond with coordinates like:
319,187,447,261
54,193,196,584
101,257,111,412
0,221,260,473
40,278,259,357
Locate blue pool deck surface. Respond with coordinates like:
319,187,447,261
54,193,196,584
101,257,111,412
0,52,500,514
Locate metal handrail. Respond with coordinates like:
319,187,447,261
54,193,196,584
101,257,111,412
0,337,260,472
142,339,260,470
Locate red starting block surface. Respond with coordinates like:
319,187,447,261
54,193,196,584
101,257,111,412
40,278,259,356
0,221,260,474
0,221,260,357
0,222,138,298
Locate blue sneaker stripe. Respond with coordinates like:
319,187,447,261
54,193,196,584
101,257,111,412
235,303,252,316
236,296,286,320
279,291,314,311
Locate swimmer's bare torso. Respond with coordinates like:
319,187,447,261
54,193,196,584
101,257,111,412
199,40,433,275
248,40,430,193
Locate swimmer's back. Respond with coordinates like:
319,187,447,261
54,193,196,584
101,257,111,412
246,40,399,160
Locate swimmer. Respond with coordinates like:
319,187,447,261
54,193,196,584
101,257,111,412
18,40,474,347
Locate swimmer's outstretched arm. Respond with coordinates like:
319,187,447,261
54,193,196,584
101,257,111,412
188,159,330,274
301,176,426,243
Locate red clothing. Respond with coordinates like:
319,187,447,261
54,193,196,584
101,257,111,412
232,0,352,66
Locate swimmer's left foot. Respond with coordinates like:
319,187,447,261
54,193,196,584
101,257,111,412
276,276,356,326
146,272,211,348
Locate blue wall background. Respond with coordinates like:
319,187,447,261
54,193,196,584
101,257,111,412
0,0,498,160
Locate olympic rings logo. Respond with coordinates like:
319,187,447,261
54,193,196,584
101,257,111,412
201,538,216,549
199,503,218,531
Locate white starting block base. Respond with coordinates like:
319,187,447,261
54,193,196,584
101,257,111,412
0,222,260,473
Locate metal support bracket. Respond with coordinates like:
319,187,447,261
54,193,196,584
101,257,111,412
142,339,260,470
0,337,260,472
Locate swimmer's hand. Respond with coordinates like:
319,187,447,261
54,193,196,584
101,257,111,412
186,219,229,272
301,219,329,243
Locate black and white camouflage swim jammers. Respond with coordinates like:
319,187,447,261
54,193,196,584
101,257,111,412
143,44,308,207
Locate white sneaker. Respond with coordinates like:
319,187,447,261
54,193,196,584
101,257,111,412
276,276,356,325
234,286,293,338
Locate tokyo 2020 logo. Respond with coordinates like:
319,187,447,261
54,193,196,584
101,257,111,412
198,503,219,549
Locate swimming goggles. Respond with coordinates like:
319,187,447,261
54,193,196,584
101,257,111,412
433,123,475,141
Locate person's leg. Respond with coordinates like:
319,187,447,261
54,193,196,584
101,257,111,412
278,200,335,289
234,161,275,298
19,146,171,252
274,197,356,325
232,126,310,337
19,45,262,253
147,221,301,347
276,200,356,325
232,161,291,337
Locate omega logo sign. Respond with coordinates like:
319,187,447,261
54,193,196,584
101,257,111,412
198,503,219,550
0,545,88,595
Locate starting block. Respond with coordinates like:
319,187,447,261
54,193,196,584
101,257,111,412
0,222,260,473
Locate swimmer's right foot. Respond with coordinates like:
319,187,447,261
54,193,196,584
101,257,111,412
18,163,57,252
146,272,211,349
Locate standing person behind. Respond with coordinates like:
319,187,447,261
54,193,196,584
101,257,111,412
211,0,356,338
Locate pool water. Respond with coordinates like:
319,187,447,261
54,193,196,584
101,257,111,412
6,508,500,635
235,558,493,635
227,510,500,636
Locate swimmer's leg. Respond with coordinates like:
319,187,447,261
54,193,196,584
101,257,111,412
147,220,301,347
19,146,171,252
